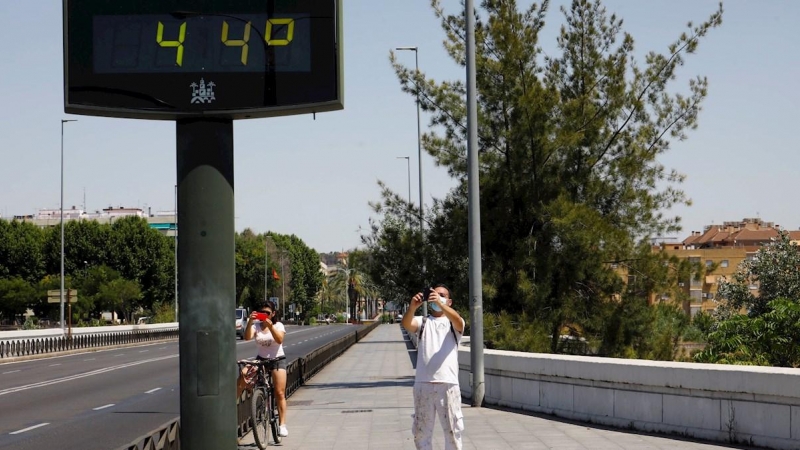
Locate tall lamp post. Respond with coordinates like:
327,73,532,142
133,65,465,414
396,156,411,205
60,119,77,334
395,46,427,317
174,184,178,320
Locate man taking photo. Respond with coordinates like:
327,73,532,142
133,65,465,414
402,284,466,450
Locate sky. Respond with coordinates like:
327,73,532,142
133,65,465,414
1,1,799,253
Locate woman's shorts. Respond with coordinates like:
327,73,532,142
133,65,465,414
256,356,287,371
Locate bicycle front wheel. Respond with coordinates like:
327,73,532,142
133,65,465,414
251,388,269,449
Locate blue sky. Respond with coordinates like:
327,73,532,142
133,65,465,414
1,1,799,252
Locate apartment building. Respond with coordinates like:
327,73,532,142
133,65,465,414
656,218,799,316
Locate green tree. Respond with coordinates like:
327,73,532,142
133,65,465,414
106,217,174,309
716,231,800,318
367,0,723,352
235,229,272,309
96,278,142,324
0,220,47,283
697,231,800,367
696,299,800,367
0,277,38,322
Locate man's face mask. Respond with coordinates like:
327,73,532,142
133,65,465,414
429,293,447,312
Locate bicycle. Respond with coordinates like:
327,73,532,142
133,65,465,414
238,357,285,448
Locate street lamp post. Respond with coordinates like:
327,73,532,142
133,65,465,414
174,184,178,320
395,46,427,317
465,0,485,407
396,156,411,205
60,119,77,334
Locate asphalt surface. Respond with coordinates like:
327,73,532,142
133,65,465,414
0,323,359,450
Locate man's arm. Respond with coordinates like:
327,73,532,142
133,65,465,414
401,291,425,332
438,300,465,333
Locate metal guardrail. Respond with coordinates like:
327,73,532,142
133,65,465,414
118,419,180,450
119,321,380,450
0,329,180,359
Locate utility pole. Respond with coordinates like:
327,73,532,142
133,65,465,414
465,0,485,407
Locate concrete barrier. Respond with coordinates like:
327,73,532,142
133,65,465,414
456,346,800,449
0,323,178,341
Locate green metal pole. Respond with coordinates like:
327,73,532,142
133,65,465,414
176,119,237,449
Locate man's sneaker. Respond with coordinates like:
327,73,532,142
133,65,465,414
279,425,288,437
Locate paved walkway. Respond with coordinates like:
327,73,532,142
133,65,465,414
238,324,749,450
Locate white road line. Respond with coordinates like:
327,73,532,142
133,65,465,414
0,354,178,397
93,404,114,410
145,387,161,394
139,350,149,353
113,354,125,357
9,423,49,434
84,358,96,361
159,347,166,350
49,364,61,367
2,370,21,374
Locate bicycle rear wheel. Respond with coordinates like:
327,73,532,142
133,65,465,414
269,390,282,444
251,388,269,449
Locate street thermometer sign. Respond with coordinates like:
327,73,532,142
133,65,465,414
63,0,343,120
63,2,343,447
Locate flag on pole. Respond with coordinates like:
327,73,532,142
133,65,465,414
272,269,280,280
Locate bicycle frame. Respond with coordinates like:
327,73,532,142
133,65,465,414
239,357,285,448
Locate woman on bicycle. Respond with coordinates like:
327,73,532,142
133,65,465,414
244,299,289,437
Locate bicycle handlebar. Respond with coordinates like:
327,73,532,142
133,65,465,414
237,356,286,367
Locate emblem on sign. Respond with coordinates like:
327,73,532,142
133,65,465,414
190,79,216,104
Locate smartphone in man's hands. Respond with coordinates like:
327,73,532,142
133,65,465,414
421,287,433,303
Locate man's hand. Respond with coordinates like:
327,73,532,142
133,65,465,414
402,291,428,333
409,292,425,311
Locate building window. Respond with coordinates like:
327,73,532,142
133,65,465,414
705,260,713,268
720,260,729,268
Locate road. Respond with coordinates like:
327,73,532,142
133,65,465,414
0,323,359,450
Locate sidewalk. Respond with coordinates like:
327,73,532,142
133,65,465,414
238,324,745,450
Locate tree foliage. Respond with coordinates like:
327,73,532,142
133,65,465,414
365,0,723,355
697,232,800,367
234,230,323,322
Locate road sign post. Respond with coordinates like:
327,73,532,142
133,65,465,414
48,289,77,339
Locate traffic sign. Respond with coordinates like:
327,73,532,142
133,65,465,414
47,289,78,303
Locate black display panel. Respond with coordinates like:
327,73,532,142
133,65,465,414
64,0,343,120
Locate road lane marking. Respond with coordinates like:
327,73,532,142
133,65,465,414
49,364,61,367
83,358,96,361
93,404,115,410
9,423,49,434
0,354,178,397
139,350,149,353
2,370,21,374
145,388,162,394
113,354,125,357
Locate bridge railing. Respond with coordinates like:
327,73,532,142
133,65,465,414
120,321,380,450
0,328,179,359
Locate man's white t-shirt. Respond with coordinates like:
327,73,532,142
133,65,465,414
412,315,464,385
253,321,286,359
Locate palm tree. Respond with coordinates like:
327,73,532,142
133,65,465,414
329,261,371,322
315,277,335,314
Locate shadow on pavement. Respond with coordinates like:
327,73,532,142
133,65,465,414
302,377,415,390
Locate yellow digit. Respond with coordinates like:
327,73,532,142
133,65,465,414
265,18,294,46
222,21,251,65
156,21,187,66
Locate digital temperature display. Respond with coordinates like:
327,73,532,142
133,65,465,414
64,0,343,120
